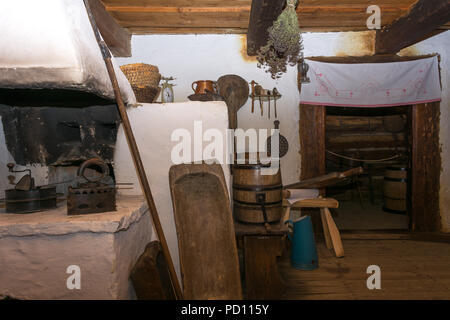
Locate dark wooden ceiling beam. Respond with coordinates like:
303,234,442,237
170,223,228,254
246,0,285,56
129,27,247,34
105,6,251,13
88,0,131,57
375,0,450,54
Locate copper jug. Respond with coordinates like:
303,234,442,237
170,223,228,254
192,80,217,95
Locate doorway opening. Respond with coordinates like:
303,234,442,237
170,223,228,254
324,106,411,231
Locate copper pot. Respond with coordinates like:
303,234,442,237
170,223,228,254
192,80,217,95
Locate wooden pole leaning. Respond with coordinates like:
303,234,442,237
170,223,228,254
83,0,183,300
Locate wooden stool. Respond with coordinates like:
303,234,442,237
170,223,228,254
282,197,344,258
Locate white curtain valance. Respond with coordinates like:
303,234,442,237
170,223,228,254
300,56,441,107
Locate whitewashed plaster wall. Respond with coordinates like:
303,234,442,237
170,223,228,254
400,30,450,232
113,101,231,280
116,32,375,186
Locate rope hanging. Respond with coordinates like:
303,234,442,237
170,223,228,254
326,149,402,163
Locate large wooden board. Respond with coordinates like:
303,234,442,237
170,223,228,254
88,0,131,57
246,0,285,56
169,163,242,299
375,0,450,54
130,241,176,300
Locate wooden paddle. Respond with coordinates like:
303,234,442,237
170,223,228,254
217,75,249,129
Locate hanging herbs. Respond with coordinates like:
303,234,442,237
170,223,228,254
257,0,303,79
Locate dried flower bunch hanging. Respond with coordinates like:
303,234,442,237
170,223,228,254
257,0,303,79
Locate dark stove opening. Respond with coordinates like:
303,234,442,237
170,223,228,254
0,87,123,200
0,103,120,166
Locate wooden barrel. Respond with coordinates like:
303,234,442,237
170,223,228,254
383,165,407,214
233,159,283,224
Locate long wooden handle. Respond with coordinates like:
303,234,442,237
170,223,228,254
83,0,183,300
339,166,363,178
282,167,363,190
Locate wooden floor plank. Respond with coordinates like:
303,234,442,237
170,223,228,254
285,293,355,300
280,239,450,300
283,272,440,281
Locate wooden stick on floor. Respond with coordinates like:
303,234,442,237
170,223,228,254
83,0,183,299
323,208,344,258
320,208,333,250
282,206,291,224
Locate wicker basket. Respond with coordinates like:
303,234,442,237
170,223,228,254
132,85,160,103
120,63,161,88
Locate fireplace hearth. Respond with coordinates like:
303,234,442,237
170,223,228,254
0,103,120,166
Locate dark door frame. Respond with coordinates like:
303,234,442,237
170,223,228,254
299,102,441,233
298,55,441,232
410,102,441,231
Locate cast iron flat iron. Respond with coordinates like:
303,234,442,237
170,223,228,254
67,158,116,215
4,163,56,214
